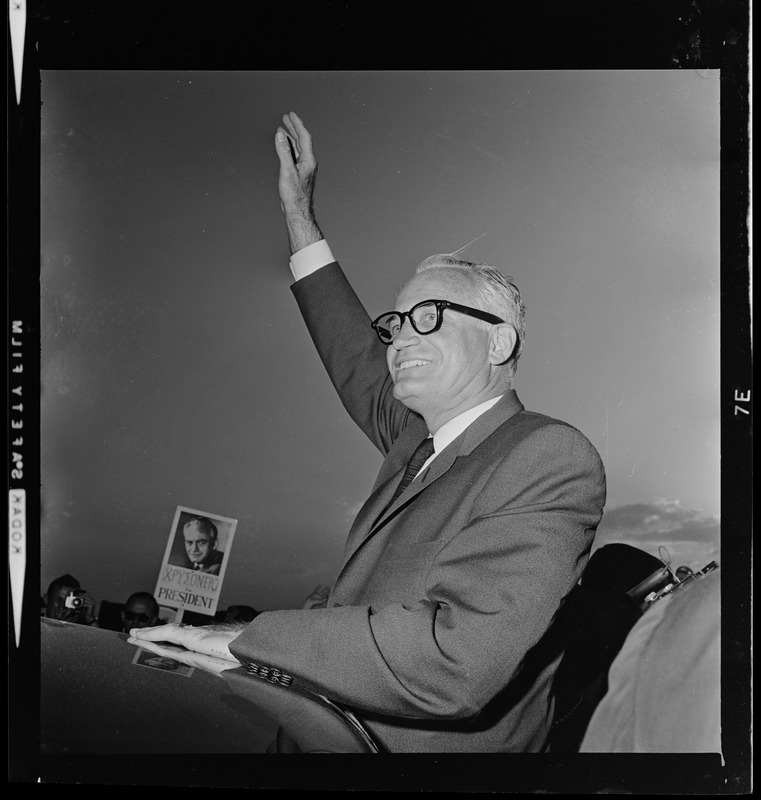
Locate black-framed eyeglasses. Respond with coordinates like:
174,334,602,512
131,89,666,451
124,611,154,623
371,299,504,344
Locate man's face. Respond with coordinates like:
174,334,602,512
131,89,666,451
184,522,216,565
45,585,78,620
386,269,495,427
123,597,158,629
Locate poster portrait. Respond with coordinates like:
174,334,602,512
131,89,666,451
154,506,238,617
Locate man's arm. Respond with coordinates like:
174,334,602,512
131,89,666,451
275,112,324,256
276,114,414,452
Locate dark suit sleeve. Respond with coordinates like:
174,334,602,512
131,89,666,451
229,423,604,720
291,262,415,455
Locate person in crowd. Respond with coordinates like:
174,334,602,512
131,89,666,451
129,112,606,753
121,591,162,632
182,516,224,574
43,574,98,627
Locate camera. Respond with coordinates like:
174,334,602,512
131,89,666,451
64,590,85,609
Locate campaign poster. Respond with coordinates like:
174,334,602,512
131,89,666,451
155,506,238,617
132,647,195,678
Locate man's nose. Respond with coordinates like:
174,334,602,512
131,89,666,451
392,318,420,349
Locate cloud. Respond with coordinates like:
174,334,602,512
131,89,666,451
593,499,720,570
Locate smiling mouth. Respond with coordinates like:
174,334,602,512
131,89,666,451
397,359,431,371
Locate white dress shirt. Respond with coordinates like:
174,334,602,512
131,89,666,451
290,239,336,281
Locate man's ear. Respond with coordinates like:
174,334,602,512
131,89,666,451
489,323,517,366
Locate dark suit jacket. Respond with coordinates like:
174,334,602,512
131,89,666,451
225,262,606,752
195,549,223,575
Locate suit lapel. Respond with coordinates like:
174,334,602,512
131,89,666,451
342,468,404,555
371,440,459,528
340,391,525,565
457,389,524,456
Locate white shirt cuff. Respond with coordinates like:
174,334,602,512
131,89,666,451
289,240,336,281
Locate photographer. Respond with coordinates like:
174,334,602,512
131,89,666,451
43,574,99,627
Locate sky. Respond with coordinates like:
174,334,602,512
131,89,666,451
39,70,722,613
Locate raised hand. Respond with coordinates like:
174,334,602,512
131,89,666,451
274,112,323,253
275,112,317,211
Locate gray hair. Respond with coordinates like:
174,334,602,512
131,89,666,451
184,515,218,541
414,253,526,378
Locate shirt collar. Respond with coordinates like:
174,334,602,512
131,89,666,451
432,395,503,455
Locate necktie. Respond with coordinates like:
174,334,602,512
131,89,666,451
388,436,435,506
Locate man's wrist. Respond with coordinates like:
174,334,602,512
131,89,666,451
283,207,323,255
